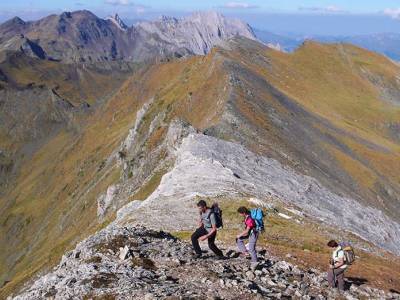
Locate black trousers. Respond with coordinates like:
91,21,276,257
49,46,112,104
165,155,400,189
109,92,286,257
191,227,223,256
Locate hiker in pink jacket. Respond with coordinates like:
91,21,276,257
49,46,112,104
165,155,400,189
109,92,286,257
236,206,259,269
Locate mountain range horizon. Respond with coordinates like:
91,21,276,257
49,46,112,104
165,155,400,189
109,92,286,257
3,9,400,61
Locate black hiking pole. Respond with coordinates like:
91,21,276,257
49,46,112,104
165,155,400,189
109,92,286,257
333,270,336,288
330,259,336,288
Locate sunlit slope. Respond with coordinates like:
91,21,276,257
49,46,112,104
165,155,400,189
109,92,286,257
216,38,400,221
0,51,135,106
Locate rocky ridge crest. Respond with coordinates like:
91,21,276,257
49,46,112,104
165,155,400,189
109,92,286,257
12,225,399,299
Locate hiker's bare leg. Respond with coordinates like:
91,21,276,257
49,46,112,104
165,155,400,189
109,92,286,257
236,236,248,254
327,268,335,287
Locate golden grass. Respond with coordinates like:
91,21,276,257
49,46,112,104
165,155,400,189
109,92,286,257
1,55,135,105
224,42,400,146
130,169,167,201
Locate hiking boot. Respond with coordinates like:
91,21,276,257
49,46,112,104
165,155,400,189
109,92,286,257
215,255,227,260
251,262,259,270
192,253,202,259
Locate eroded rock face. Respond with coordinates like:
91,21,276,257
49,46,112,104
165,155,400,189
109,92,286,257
136,11,256,56
12,225,399,300
97,185,120,218
0,35,46,59
99,118,196,219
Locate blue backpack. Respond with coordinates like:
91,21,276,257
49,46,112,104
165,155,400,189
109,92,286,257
250,208,264,232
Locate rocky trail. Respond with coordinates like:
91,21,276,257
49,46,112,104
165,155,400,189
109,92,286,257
12,225,400,300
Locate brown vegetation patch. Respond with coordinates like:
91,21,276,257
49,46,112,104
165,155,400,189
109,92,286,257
82,273,118,289
131,257,156,270
95,235,139,254
85,256,102,264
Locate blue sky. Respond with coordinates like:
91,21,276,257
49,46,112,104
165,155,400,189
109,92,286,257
2,1,400,35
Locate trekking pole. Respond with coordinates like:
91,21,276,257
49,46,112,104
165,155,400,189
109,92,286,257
329,259,336,288
332,262,336,288
333,271,336,287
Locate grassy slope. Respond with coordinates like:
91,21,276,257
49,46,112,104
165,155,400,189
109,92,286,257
266,43,400,187
0,53,135,106
221,40,400,217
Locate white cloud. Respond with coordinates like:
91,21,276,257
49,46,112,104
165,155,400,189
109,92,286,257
105,0,146,7
105,0,131,5
383,8,400,19
325,5,343,12
299,5,346,13
222,2,258,9
104,0,148,13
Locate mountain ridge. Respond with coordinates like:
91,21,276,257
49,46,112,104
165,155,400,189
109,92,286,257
254,28,400,61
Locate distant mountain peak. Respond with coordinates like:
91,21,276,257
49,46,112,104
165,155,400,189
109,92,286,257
9,16,26,25
107,13,128,31
58,10,98,21
138,11,256,55
0,16,26,28
159,15,178,23
60,11,73,19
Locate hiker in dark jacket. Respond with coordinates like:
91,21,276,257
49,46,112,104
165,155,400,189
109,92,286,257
236,206,259,269
191,200,224,259
327,240,348,291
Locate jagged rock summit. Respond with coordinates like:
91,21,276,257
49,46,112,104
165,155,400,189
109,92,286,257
137,11,256,55
107,13,128,31
12,225,400,299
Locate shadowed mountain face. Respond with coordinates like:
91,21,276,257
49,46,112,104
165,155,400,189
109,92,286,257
0,48,136,187
0,10,255,63
1,10,400,298
216,39,400,219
